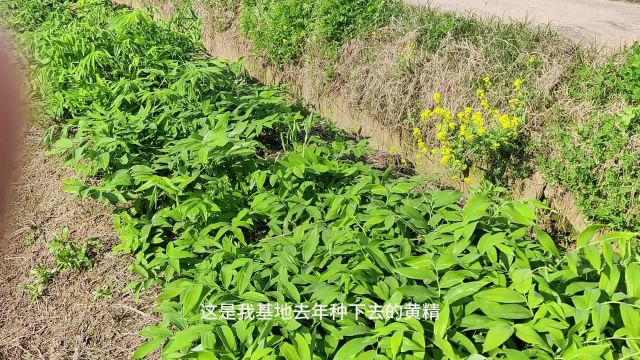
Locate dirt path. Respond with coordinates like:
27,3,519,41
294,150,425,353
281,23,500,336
0,126,158,359
408,0,640,47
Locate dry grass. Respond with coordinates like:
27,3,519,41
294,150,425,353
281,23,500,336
332,6,610,149
0,126,158,359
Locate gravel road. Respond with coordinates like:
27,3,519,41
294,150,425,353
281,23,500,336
406,0,640,47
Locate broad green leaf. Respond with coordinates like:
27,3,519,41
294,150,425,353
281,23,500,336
294,333,311,360
513,324,549,351
510,268,533,294
444,281,489,304
625,263,640,297
482,322,513,352
280,342,301,360
333,338,369,360
389,331,403,359
182,284,203,315
302,227,320,262
434,302,450,338
620,303,640,337
475,288,526,304
133,338,165,359
576,225,607,249
462,194,490,222
432,337,460,360
533,228,560,257
563,345,610,360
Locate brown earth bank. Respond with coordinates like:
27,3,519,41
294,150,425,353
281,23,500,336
0,126,158,359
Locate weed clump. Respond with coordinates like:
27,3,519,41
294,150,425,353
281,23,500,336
22,228,100,301
240,0,400,63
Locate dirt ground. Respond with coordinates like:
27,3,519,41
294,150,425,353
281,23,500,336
0,126,158,359
411,0,640,47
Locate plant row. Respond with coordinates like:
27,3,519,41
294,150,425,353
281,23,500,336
5,0,640,358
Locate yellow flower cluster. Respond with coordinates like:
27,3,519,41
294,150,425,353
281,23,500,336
414,75,527,181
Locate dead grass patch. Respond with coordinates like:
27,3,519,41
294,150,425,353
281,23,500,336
0,126,158,359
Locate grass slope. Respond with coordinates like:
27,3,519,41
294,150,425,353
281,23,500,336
161,0,640,233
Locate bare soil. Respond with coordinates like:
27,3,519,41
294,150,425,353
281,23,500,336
412,0,640,47
0,125,158,359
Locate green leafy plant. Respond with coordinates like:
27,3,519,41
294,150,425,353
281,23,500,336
415,76,528,182
21,227,101,301
48,228,100,271
23,264,55,301
94,286,113,300
542,106,640,232
25,232,36,246
572,43,640,105
7,0,640,358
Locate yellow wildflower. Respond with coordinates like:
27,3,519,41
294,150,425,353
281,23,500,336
513,78,523,90
472,112,484,126
421,109,431,121
499,114,511,129
433,92,442,103
463,177,472,184
483,75,492,89
412,127,421,137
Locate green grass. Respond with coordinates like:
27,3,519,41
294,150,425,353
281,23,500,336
541,44,640,232
239,0,400,63
6,0,640,358
572,44,640,105
542,106,640,232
